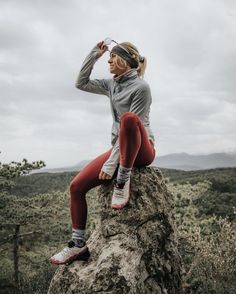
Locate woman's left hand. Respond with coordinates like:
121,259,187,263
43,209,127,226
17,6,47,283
99,170,112,180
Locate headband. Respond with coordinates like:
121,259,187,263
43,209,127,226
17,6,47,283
111,45,139,68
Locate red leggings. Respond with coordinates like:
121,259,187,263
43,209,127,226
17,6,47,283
70,112,156,229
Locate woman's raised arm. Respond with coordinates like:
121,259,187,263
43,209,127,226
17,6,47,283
75,42,111,97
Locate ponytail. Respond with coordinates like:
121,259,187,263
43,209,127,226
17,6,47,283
119,42,147,78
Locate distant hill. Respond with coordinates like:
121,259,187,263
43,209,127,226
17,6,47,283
35,160,89,173
153,152,236,171
35,152,236,173
14,167,236,197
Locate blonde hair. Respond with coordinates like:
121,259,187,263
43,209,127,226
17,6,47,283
113,42,147,78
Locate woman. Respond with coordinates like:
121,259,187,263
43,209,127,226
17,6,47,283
50,39,156,265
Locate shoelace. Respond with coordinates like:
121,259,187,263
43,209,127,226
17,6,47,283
61,247,72,256
114,186,126,199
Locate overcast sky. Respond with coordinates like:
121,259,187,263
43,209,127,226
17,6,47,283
1,0,236,168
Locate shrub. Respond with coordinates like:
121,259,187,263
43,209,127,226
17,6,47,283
183,218,236,293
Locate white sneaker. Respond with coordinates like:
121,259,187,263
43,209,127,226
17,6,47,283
111,178,131,209
50,240,89,265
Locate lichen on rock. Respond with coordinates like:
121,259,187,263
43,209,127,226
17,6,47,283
48,167,182,294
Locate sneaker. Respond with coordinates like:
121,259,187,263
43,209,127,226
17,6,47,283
50,239,90,265
111,177,131,209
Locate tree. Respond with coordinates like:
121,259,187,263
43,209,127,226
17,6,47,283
0,157,46,293
0,158,45,193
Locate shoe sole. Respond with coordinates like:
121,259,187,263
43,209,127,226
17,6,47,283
112,201,129,209
50,247,90,265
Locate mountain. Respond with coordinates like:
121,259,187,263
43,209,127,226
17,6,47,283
31,160,89,174
152,152,236,171
36,152,236,173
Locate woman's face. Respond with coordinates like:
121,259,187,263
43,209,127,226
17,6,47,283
108,53,130,76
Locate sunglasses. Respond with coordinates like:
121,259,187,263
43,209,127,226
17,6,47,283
103,37,131,55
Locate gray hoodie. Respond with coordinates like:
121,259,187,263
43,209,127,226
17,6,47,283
76,46,155,176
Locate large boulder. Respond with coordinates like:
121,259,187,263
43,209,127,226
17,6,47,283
48,167,182,294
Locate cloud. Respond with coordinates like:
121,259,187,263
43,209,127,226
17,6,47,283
1,0,236,167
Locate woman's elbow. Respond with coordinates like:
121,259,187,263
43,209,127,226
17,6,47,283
75,81,84,90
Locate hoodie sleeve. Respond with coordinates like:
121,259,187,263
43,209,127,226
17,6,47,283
101,83,152,177
75,46,110,97
101,136,120,177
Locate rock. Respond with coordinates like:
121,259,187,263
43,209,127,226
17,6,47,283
48,167,182,294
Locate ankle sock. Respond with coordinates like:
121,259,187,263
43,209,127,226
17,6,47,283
72,228,85,242
116,165,132,185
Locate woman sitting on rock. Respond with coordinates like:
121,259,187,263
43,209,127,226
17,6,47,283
50,38,156,265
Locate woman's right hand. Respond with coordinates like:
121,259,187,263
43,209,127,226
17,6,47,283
96,41,108,58
99,170,112,180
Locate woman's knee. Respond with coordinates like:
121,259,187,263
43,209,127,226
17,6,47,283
70,180,84,198
120,112,139,129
